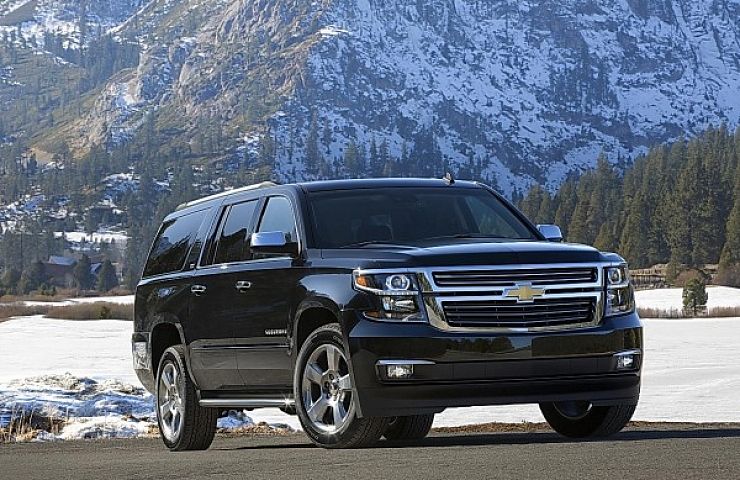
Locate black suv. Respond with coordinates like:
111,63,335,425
132,178,642,450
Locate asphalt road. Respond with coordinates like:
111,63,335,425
2,425,740,480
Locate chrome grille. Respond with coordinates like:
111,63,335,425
442,297,596,329
432,267,597,288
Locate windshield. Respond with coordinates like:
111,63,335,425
308,187,538,248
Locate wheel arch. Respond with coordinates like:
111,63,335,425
150,321,187,375
293,301,343,354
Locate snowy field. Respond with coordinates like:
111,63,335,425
1,287,739,440
635,286,740,311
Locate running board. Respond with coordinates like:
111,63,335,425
198,397,295,409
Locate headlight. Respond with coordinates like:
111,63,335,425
353,271,426,322
604,265,635,317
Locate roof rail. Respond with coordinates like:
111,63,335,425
176,181,279,211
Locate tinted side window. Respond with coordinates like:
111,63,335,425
144,210,206,277
257,196,297,242
213,200,259,264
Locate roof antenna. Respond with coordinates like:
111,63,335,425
443,172,455,185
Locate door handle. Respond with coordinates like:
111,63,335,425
235,281,252,293
191,285,207,296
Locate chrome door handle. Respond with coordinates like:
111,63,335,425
191,285,207,296
235,281,252,293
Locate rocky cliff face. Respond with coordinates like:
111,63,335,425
3,0,740,193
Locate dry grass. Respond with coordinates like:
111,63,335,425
0,302,133,321
433,422,549,434
432,421,740,435
0,408,64,444
0,289,132,304
708,306,740,317
638,306,740,318
0,304,50,320
47,303,133,321
217,423,295,437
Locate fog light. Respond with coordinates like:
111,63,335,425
614,350,640,370
387,364,414,379
132,342,149,370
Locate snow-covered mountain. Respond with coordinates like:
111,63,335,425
0,0,145,49
3,0,740,193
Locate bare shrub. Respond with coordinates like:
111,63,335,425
46,302,133,321
638,306,740,318
0,302,132,322
0,304,50,320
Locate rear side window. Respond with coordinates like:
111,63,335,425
144,210,206,277
213,200,259,264
257,196,297,242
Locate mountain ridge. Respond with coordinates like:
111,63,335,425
1,0,739,194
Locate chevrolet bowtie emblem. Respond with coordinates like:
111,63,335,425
504,283,545,303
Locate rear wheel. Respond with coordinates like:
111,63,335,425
539,401,636,438
294,324,389,449
383,414,435,441
156,346,218,451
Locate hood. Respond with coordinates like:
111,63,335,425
321,240,609,269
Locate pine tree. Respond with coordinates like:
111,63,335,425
73,254,94,290
682,278,708,316
519,185,545,222
619,192,650,267
343,140,361,177
554,177,578,239
97,260,119,293
665,140,699,264
719,174,740,267
18,261,46,294
306,112,320,174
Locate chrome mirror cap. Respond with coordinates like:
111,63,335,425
250,231,299,258
251,231,288,248
537,224,563,242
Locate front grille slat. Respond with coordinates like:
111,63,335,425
433,268,598,288
442,297,596,329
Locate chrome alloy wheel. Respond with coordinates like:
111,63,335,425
301,344,354,433
553,401,593,420
158,362,184,441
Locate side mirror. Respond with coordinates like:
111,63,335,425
250,231,299,258
537,224,563,243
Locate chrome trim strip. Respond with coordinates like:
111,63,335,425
199,398,295,408
353,262,620,333
614,349,642,357
376,360,436,366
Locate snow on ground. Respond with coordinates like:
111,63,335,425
635,286,740,311
54,231,129,244
1,310,740,438
0,316,138,385
18,295,134,307
0,374,155,440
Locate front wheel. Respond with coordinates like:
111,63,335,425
539,401,636,438
156,346,218,451
294,324,389,449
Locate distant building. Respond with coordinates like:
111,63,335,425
43,256,76,288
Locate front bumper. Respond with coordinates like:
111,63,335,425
344,311,642,418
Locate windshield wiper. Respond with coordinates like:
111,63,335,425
418,234,528,241
340,241,410,249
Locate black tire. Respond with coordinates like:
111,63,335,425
384,414,435,441
539,401,636,439
294,324,389,449
156,345,218,451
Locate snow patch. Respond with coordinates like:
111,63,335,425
635,286,740,311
